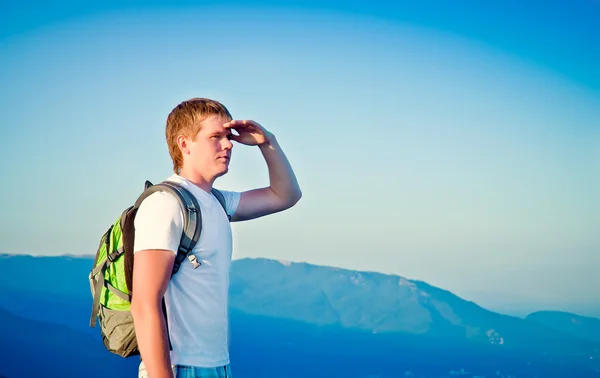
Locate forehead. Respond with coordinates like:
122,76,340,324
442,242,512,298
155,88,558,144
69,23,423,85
198,114,230,134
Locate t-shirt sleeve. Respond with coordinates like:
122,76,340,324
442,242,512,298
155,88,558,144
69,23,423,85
217,189,241,218
133,191,184,254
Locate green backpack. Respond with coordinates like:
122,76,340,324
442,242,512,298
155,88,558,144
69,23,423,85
88,180,228,358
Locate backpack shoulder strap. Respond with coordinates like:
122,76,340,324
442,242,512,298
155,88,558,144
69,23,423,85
134,181,202,275
211,188,230,221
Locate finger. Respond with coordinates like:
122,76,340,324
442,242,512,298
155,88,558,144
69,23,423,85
223,120,244,128
223,120,257,128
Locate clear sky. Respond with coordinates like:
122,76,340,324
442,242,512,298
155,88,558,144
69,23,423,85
1,0,598,316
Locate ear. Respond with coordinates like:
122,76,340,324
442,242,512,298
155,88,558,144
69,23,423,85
177,135,190,154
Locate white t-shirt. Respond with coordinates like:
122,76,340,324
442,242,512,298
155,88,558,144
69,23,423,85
133,174,241,367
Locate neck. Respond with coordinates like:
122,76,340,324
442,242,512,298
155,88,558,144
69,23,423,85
178,168,214,193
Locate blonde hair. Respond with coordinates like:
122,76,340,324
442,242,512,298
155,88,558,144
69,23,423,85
165,97,233,173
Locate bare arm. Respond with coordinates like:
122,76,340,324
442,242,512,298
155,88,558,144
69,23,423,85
130,249,175,378
224,120,302,222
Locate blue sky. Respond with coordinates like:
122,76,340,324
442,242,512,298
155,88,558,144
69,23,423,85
1,0,598,316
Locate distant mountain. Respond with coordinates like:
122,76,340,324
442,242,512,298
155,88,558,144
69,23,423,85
0,254,92,298
457,289,600,319
230,258,599,355
0,254,599,377
527,311,600,343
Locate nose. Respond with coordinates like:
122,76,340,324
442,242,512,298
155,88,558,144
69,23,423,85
222,137,233,151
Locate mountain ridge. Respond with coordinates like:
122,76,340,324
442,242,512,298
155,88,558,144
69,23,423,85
0,253,597,321
229,257,599,354
527,310,600,344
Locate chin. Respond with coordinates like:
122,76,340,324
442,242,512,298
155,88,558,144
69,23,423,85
215,167,229,178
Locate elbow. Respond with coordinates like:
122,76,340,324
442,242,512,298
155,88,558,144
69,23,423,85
286,188,302,209
293,188,303,205
271,186,302,212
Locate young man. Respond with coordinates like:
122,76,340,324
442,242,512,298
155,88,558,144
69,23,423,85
131,98,302,378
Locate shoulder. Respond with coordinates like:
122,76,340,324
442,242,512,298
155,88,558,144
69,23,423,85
138,191,180,213
133,191,185,254
135,190,183,226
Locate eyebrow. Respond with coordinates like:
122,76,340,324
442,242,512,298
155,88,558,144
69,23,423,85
212,130,232,137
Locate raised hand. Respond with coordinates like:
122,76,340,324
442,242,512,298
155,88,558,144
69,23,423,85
223,120,273,146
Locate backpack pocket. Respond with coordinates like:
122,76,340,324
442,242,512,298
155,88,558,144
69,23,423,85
99,306,139,358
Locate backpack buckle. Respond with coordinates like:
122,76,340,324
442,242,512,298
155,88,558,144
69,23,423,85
187,254,201,269
106,248,123,263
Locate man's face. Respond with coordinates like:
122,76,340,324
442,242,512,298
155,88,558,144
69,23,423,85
185,114,233,180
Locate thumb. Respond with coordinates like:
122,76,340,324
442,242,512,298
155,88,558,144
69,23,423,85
229,134,243,143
